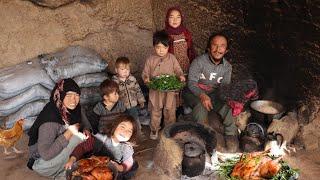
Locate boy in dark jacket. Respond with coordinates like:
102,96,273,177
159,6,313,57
88,79,126,134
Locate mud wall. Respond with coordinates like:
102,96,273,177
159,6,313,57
0,0,154,73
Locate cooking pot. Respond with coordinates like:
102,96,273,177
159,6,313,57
250,100,284,115
182,142,206,177
250,100,285,120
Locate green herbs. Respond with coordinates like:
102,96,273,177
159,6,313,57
148,74,185,91
217,156,240,180
271,161,299,180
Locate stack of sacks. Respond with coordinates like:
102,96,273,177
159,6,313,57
1,45,107,129
39,45,107,106
73,72,106,105
0,58,54,129
5,101,48,130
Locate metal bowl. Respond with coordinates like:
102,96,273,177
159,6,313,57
250,100,284,115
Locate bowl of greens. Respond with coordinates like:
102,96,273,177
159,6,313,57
147,74,185,92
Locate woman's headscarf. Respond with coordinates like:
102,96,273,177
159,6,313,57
51,78,81,124
165,6,187,35
164,6,196,61
28,78,82,146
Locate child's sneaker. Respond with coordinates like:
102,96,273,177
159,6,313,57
149,130,159,140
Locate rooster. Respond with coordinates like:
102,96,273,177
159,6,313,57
0,119,24,155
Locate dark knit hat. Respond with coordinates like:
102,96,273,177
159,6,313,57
50,78,81,102
49,78,81,124
61,78,81,98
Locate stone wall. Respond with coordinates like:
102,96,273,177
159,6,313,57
0,0,155,73
243,0,320,149
242,0,320,105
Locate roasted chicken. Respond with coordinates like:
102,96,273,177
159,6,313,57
0,119,24,155
79,172,97,180
91,166,113,180
231,151,281,180
72,156,112,180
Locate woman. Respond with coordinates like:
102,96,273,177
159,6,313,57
27,78,91,178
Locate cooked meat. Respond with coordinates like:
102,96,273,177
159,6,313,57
80,172,97,180
71,156,113,180
231,151,281,180
259,157,281,178
90,155,110,166
76,159,96,173
91,166,113,180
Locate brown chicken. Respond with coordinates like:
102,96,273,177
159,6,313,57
0,119,24,155
231,151,281,180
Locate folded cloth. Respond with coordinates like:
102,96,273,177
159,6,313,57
245,89,259,100
219,79,259,116
228,100,244,116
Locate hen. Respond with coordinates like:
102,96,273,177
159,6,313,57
0,119,24,155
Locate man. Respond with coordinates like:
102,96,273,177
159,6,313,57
183,33,238,152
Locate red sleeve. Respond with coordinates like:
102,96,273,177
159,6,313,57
184,30,196,62
70,135,95,160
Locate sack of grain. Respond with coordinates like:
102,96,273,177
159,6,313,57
5,100,48,128
73,72,108,88
40,46,108,82
0,85,50,116
23,116,37,130
0,59,54,100
80,86,102,105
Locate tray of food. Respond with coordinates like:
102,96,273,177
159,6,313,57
66,156,117,180
217,151,299,180
147,74,185,92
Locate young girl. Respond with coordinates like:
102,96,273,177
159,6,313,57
165,7,196,114
142,30,185,140
65,115,138,179
165,6,196,74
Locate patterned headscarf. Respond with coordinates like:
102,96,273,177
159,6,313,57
51,78,81,124
165,6,187,35
28,78,82,146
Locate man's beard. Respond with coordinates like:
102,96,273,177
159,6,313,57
209,53,223,63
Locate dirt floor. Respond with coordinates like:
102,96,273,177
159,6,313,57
1,127,320,180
